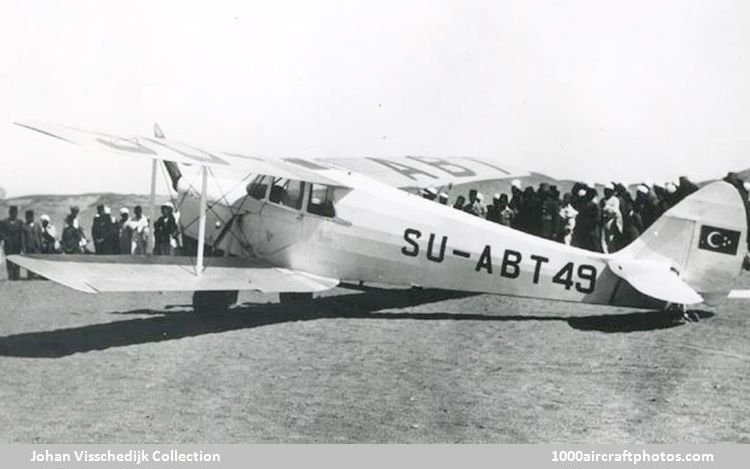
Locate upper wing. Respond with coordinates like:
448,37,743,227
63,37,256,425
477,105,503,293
16,122,528,189
7,254,338,294
321,156,528,189
15,121,347,187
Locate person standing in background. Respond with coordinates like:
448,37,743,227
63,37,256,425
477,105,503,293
1,206,24,280
508,180,524,230
91,205,108,254
463,190,479,215
452,195,466,211
130,205,150,255
572,188,602,252
465,192,487,218
154,202,179,255
558,193,578,245
103,206,120,254
522,187,542,236
61,211,87,254
117,207,134,255
39,214,59,254
496,194,515,227
22,210,42,254
486,194,503,224
539,184,560,240
22,210,43,279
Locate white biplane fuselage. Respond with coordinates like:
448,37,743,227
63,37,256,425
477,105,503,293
177,169,617,304
174,164,742,309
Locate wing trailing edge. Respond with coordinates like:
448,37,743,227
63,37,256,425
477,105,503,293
7,255,339,294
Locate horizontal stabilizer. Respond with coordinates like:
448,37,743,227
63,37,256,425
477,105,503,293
8,255,338,294
608,258,703,305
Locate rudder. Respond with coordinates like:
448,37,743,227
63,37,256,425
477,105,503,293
619,181,747,305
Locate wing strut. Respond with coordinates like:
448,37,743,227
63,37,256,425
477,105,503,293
151,123,165,253
196,165,207,275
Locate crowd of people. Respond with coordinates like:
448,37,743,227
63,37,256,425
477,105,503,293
424,171,750,254
0,201,182,280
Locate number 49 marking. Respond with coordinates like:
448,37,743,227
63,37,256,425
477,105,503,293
552,262,597,294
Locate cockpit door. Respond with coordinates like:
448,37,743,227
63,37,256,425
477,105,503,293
255,178,306,259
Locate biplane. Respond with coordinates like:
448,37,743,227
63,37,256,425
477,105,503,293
8,122,748,317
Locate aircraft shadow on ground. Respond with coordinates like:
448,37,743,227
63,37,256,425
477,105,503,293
0,288,714,358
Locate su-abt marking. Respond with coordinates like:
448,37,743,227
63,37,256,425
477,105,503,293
401,228,597,294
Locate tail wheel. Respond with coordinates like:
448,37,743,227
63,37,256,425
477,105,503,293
192,290,239,315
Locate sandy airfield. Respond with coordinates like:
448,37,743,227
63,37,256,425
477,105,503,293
0,277,749,443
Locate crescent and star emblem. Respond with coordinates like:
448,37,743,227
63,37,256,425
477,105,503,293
707,231,725,249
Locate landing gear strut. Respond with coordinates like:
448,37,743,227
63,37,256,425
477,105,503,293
192,290,239,315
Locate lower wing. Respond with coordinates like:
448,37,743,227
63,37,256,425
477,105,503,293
7,255,338,294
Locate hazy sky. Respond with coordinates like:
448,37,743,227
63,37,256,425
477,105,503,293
2,0,750,196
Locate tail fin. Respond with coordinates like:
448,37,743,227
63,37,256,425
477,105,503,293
619,181,747,305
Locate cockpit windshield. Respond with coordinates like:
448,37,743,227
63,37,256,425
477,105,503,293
247,175,339,218
269,178,305,209
247,175,269,200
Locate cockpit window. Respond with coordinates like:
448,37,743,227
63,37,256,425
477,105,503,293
247,175,269,200
269,178,305,209
307,183,336,218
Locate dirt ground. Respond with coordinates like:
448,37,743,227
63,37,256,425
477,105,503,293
0,277,749,443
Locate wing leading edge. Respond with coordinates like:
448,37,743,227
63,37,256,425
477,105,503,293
7,255,339,294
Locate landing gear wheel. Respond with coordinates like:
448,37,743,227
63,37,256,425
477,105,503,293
683,310,701,322
192,290,239,315
664,303,699,322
